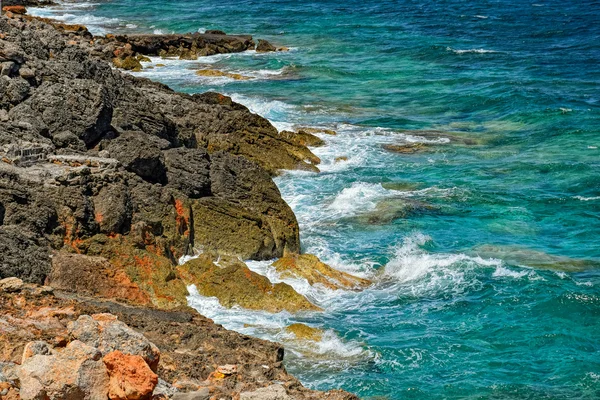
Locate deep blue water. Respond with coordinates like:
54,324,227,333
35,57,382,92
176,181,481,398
31,0,600,398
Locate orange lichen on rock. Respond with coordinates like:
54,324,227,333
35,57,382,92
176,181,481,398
103,350,158,400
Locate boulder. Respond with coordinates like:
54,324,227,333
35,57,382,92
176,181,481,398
93,181,132,234
272,254,371,290
0,277,24,293
178,254,321,313
103,350,158,400
17,340,110,400
68,313,161,371
256,39,277,53
1,6,27,15
112,56,143,71
172,389,210,400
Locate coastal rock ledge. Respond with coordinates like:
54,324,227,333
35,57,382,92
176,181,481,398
0,11,356,400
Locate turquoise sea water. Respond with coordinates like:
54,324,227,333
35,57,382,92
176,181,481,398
31,0,600,398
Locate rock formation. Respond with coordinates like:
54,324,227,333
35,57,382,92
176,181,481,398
0,8,361,399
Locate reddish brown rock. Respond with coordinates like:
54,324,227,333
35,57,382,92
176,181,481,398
2,6,27,14
103,350,158,400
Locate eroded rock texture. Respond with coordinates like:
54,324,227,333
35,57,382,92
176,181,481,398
0,14,322,309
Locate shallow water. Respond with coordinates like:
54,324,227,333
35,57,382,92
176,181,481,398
31,0,600,398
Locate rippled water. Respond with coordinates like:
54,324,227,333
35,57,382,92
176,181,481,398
30,0,600,398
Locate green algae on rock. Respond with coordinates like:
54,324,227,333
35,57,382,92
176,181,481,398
178,254,321,313
272,253,371,291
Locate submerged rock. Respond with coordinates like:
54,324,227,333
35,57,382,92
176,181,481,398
382,142,432,154
471,245,599,271
196,69,252,80
353,197,440,224
285,323,324,341
272,253,371,290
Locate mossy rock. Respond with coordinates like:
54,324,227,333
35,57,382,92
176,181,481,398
280,130,325,148
78,234,189,309
136,54,152,62
295,127,337,136
112,56,143,71
285,323,323,341
177,254,321,313
272,253,371,290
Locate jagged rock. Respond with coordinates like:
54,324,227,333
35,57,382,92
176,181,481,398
103,350,158,400
21,79,113,147
192,151,300,259
0,283,357,399
164,147,211,198
272,254,372,290
256,39,277,53
106,131,167,183
178,254,320,313
68,313,161,371
0,226,51,284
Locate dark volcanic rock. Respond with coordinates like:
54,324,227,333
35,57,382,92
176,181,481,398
0,14,312,298
164,147,211,198
106,131,167,183
0,226,51,284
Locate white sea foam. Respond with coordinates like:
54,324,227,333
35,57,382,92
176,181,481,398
574,195,600,201
26,8,120,34
228,93,297,131
492,265,529,279
474,15,489,19
328,182,390,217
153,29,164,34
382,233,502,294
446,47,499,54
186,285,372,362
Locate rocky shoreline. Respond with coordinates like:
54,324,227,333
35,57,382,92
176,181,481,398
0,6,364,400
